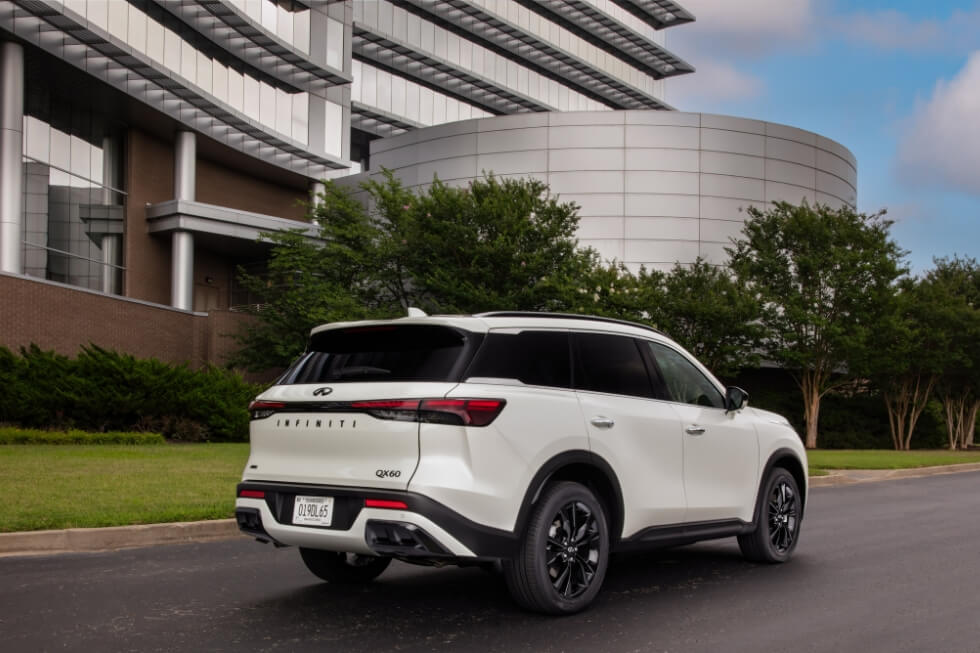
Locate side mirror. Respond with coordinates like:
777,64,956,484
725,386,749,413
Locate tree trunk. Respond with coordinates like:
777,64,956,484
943,394,972,450
800,371,822,449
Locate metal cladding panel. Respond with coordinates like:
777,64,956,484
578,216,626,239
352,111,857,271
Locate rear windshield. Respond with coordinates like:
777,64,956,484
279,325,478,384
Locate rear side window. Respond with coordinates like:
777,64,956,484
573,333,656,399
465,330,571,388
280,325,476,384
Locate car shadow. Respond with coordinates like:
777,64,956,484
222,540,795,651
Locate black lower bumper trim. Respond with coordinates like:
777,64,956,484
236,508,271,541
365,520,453,557
237,481,518,558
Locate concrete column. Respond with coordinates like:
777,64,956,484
101,234,121,295
101,135,122,294
171,231,194,310
0,41,25,274
311,181,326,210
171,131,195,309
174,131,196,201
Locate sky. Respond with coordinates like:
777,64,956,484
664,0,980,273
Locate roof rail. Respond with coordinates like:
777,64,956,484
474,311,667,337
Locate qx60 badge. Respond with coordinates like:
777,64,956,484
312,387,333,396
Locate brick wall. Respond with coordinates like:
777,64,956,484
0,273,253,368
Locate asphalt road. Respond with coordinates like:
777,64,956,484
3,472,979,653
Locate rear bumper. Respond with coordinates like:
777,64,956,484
235,481,518,559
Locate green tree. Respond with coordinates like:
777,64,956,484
727,201,906,448
866,276,950,450
637,259,764,378
371,173,594,314
927,257,980,449
231,182,404,371
232,173,597,370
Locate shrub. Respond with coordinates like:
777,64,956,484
0,345,261,442
0,427,166,445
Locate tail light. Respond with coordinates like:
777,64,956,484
249,400,285,420
351,399,506,426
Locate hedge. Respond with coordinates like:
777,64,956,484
0,427,166,445
726,367,948,450
0,345,262,442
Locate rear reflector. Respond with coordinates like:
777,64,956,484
239,490,266,499
365,499,409,510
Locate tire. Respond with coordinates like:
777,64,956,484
299,549,391,583
503,481,610,614
738,467,802,563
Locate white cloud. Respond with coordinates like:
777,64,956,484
896,52,980,195
838,8,980,53
666,58,765,108
669,0,816,56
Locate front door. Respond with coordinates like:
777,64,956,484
643,341,759,524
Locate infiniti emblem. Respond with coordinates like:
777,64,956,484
312,387,333,396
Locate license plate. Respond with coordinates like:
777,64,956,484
293,495,334,527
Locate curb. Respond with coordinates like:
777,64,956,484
808,462,980,487
0,518,241,558
3,463,980,558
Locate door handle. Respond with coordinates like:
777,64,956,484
685,424,706,436
590,416,615,429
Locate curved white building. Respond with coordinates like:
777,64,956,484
354,110,857,271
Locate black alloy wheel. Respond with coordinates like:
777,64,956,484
504,481,610,614
545,500,602,599
738,467,803,563
768,476,799,554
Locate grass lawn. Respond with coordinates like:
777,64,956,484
808,449,980,472
0,443,249,533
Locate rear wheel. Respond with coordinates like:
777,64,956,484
504,481,609,614
738,468,802,563
299,549,391,583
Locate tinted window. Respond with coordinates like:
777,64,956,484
646,342,725,408
465,331,571,388
281,325,472,384
573,333,655,399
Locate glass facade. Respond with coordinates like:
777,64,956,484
63,0,313,146
354,0,610,114
470,0,662,96
20,107,125,292
351,61,494,127
227,0,312,55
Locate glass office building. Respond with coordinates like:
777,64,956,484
1,1,854,323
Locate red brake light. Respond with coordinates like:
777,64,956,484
365,499,409,509
349,398,505,426
239,490,265,499
420,399,506,426
350,400,421,410
249,401,285,420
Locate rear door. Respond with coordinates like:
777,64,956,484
572,332,687,535
246,324,479,490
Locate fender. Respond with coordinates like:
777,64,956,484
513,450,626,545
751,447,808,527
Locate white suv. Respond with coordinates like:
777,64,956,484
235,312,807,613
